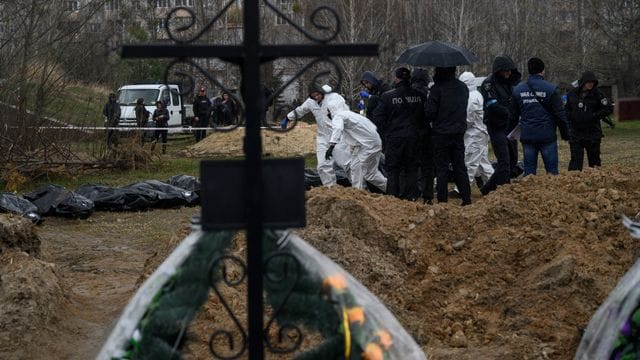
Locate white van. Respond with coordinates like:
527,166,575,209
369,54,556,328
115,84,193,127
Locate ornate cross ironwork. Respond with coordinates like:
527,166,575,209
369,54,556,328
121,1,378,358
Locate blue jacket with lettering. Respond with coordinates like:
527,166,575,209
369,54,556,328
372,80,426,139
512,75,569,143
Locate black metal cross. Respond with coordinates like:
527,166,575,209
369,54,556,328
121,2,377,358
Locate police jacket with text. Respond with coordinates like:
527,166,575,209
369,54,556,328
512,75,569,144
424,74,469,135
565,82,613,141
372,80,426,139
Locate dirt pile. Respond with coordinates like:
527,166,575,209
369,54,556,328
0,215,66,359
129,165,640,359
0,214,41,255
180,123,318,158
299,165,640,359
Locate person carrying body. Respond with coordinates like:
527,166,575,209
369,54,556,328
283,85,351,186
318,85,387,192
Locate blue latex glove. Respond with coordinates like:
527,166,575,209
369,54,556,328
357,99,365,110
485,99,498,107
359,90,370,99
280,118,289,129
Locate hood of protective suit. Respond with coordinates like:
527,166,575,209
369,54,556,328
360,71,382,89
578,71,599,89
459,71,477,91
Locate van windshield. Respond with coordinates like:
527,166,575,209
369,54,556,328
116,89,159,105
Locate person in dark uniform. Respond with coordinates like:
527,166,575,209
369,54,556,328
411,68,435,203
372,67,425,199
192,87,212,142
479,56,521,195
424,66,471,206
134,98,149,144
565,71,614,170
360,71,391,144
151,100,169,154
103,93,121,148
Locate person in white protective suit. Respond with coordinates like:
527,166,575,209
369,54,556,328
459,71,494,188
283,88,351,186
315,85,387,192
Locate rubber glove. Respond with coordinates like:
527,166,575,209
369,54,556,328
357,99,365,110
280,118,289,129
325,144,335,160
359,90,370,99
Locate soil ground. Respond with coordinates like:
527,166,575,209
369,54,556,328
1,129,640,359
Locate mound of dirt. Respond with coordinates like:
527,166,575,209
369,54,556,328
0,214,40,255
0,216,65,359
132,165,640,359
180,123,318,158
299,165,640,359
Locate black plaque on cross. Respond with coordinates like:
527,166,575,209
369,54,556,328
121,1,378,358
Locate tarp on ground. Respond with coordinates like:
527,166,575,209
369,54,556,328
23,185,94,218
77,180,199,211
0,192,41,223
166,175,201,197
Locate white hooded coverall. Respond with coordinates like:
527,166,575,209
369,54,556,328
286,97,350,186
459,71,494,184
322,91,387,192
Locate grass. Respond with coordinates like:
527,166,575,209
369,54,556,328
20,134,318,193
44,84,108,126
555,119,640,172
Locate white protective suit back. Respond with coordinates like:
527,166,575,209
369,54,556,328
459,71,487,136
330,110,381,149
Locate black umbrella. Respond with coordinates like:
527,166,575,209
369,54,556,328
396,40,478,67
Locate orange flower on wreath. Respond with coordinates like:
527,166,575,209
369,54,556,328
322,274,347,292
362,342,383,360
376,329,393,350
347,306,366,326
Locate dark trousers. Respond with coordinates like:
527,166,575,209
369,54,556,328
432,133,471,203
106,121,119,148
417,133,434,201
194,116,208,142
384,136,419,199
568,139,601,171
508,138,520,177
481,126,511,195
154,128,168,153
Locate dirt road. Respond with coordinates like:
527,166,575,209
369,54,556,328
24,208,196,359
